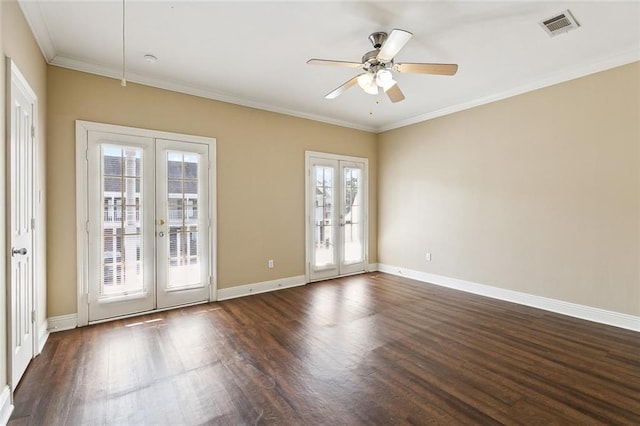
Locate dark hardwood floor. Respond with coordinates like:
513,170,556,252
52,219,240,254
10,273,640,425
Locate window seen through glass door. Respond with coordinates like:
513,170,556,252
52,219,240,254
314,166,335,267
166,152,201,288
101,146,144,296
343,167,363,264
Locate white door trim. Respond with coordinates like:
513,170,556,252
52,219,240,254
6,57,39,390
75,120,217,327
304,151,369,282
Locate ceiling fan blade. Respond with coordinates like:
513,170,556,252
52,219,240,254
307,59,362,68
325,74,363,99
377,29,413,62
385,83,405,103
395,63,458,76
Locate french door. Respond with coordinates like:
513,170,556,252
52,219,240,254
155,139,210,309
86,132,155,321
306,152,368,281
79,122,214,323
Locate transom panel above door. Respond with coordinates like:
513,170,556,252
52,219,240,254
76,121,216,325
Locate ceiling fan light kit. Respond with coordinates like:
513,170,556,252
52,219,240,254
308,28,458,104
376,69,395,89
357,73,379,95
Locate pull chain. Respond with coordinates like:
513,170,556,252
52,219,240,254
121,0,127,87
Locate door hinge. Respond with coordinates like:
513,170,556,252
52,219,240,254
31,218,36,230
31,126,35,138
86,221,90,234
31,310,36,323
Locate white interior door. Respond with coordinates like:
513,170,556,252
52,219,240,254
8,60,36,386
84,128,213,322
156,139,210,309
307,153,367,281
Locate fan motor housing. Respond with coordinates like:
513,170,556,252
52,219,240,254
362,49,393,72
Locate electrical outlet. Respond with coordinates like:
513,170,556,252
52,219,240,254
425,253,432,262
268,259,274,269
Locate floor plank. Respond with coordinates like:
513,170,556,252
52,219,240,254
10,272,640,425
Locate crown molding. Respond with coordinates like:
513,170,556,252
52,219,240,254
18,1,57,62
52,49,639,135
18,0,640,135
377,48,640,133
49,55,377,133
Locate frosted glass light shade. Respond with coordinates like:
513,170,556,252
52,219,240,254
357,72,378,95
357,73,373,90
376,69,393,87
363,81,379,95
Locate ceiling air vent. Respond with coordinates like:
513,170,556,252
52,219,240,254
539,10,580,37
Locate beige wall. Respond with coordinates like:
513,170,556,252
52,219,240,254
379,62,640,316
28,13,640,321
1,0,48,387
47,66,378,317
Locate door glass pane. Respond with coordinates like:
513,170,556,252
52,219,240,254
314,165,335,268
166,151,201,288
343,167,363,264
101,146,144,296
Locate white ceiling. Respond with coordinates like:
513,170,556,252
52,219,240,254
18,1,640,132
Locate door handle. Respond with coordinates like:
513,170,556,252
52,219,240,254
158,231,165,237
11,247,27,256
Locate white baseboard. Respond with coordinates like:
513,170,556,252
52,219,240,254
216,275,306,301
378,264,640,332
38,319,50,353
0,385,13,426
47,313,78,332
367,263,379,272
51,277,305,328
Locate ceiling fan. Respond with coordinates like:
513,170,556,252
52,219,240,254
307,29,458,103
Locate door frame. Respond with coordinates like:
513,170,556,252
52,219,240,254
6,57,40,390
304,151,369,282
75,120,217,326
